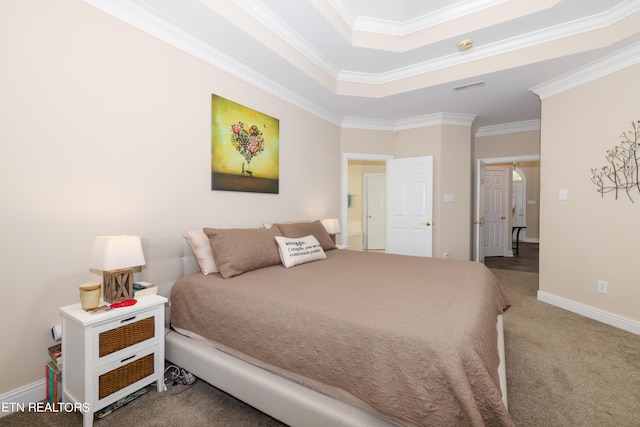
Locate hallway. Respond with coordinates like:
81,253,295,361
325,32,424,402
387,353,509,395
483,242,539,273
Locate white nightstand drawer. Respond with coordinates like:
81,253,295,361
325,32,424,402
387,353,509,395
93,344,158,405
92,308,158,363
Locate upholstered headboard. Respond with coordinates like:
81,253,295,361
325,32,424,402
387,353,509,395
139,234,199,325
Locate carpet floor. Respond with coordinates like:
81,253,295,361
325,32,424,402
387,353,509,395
2,268,639,426
492,268,640,427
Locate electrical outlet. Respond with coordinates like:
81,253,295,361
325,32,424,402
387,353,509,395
444,251,450,259
597,280,608,294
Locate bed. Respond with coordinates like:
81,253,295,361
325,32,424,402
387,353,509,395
140,223,512,427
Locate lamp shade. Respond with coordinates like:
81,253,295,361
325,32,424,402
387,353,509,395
90,235,145,271
321,218,341,234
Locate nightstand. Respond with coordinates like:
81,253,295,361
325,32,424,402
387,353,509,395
60,294,167,427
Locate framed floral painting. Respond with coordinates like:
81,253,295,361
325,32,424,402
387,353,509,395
211,95,280,193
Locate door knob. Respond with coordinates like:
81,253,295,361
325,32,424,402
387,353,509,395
368,215,372,218
501,216,506,220
474,220,484,225
425,221,431,226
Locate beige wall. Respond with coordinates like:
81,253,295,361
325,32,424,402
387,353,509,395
341,128,394,155
0,0,341,394
439,125,473,259
539,64,640,323
475,130,540,159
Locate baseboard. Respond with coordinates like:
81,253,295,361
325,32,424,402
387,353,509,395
0,380,45,417
522,237,539,243
537,291,640,335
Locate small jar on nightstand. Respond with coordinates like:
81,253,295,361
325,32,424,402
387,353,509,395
59,294,167,427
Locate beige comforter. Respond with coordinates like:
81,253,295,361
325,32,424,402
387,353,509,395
170,249,513,426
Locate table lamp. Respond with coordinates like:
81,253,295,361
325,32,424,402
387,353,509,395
321,218,341,244
90,235,145,303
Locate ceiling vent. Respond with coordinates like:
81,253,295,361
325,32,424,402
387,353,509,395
453,81,486,91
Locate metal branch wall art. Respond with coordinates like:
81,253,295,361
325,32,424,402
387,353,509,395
590,120,640,202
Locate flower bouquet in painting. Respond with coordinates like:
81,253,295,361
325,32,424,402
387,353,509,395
231,121,264,177
211,94,279,194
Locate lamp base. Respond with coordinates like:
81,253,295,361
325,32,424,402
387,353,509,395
103,268,134,303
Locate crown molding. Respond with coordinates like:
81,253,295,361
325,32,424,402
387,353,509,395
323,0,357,27
326,0,510,37
233,0,341,80
530,39,640,99
350,0,507,36
339,1,640,86
475,120,541,137
82,0,343,126
341,115,540,135
342,113,477,131
85,0,639,106
82,0,481,131
84,0,637,134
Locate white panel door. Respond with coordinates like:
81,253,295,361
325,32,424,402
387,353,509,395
386,156,433,257
365,173,386,250
484,166,509,257
474,160,486,262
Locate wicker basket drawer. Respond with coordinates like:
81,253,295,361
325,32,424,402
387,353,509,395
98,352,155,400
93,309,158,361
99,317,155,357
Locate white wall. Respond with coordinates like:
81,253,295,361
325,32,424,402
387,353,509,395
0,0,340,395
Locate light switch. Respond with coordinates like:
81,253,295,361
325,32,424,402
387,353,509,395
444,193,455,202
559,189,568,200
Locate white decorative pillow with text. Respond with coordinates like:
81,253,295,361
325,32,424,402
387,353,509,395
274,235,326,268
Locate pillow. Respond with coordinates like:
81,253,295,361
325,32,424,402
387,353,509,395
275,220,336,251
203,226,282,278
263,220,311,229
183,230,218,274
275,235,326,268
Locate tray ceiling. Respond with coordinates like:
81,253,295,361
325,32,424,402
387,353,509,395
84,0,640,131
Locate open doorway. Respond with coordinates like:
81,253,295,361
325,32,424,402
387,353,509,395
476,155,540,269
342,153,434,256
341,154,392,250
